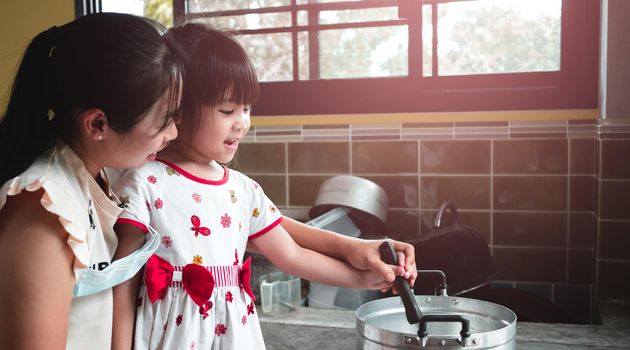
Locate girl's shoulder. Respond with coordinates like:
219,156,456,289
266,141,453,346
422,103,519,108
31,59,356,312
226,167,259,187
114,160,170,187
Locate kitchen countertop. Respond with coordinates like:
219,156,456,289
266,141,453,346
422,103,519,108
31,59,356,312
259,300,630,349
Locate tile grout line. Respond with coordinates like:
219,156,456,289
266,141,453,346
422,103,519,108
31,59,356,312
566,138,572,286
490,139,494,255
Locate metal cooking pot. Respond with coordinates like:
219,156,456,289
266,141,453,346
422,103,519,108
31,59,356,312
309,175,388,231
355,243,517,349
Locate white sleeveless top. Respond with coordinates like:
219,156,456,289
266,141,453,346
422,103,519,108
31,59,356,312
0,142,122,350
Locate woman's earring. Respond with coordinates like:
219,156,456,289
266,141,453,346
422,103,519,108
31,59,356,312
97,135,104,141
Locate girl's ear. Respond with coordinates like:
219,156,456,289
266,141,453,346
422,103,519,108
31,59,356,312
79,108,110,141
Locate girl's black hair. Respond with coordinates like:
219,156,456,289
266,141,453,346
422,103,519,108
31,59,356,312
164,22,259,127
0,12,183,185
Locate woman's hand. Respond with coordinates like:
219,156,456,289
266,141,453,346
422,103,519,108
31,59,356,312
343,238,417,293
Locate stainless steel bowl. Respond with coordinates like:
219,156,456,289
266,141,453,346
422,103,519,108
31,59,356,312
308,175,389,225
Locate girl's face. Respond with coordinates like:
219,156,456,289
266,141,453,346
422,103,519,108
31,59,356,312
107,88,179,169
190,102,250,164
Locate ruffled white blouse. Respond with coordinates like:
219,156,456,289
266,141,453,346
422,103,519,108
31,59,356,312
0,142,122,350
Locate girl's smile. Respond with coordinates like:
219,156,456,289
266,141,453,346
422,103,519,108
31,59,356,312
223,137,240,152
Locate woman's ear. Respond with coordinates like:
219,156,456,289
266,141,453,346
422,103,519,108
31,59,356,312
80,108,110,141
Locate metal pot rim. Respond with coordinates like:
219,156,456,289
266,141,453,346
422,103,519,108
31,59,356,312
356,295,517,349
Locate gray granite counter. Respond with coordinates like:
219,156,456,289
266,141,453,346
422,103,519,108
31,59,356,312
259,300,630,349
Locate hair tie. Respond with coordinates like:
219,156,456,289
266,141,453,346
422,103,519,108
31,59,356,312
46,26,58,58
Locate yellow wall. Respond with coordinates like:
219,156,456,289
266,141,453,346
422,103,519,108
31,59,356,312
0,1,74,112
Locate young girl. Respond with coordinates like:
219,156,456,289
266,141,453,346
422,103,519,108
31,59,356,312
112,23,414,349
0,13,182,349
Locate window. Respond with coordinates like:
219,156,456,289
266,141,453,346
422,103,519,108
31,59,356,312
98,0,174,28
98,0,600,115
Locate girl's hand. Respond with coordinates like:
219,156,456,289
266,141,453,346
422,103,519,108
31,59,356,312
358,269,396,291
344,238,417,293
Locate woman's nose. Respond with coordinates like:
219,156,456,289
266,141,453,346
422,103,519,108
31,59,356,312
165,120,178,141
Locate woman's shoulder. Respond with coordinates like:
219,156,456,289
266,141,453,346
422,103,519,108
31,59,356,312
1,145,81,207
0,146,95,273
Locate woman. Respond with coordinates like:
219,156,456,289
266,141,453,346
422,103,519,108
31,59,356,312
0,13,182,349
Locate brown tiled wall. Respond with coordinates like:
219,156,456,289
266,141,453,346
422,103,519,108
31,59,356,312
233,117,630,322
596,123,630,300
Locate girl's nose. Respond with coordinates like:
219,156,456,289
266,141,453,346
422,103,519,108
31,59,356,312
234,112,250,132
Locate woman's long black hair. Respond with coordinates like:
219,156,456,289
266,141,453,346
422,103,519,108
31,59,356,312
0,13,183,185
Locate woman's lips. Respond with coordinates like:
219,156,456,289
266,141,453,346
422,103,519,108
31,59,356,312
148,143,168,161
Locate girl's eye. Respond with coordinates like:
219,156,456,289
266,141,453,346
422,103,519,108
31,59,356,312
243,107,250,113
218,109,234,115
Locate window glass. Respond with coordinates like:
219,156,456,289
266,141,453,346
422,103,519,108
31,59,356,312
238,34,294,82
318,7,399,25
422,3,433,77
298,31,310,81
191,12,291,30
296,0,362,4
188,0,290,13
316,26,408,79
102,0,173,28
437,0,561,76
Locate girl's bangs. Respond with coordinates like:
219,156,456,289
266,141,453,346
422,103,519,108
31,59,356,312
207,58,259,106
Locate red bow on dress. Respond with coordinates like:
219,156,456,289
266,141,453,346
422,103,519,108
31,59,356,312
239,256,256,302
145,254,215,308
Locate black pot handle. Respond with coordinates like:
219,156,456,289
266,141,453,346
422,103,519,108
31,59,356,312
419,314,471,340
379,241,423,324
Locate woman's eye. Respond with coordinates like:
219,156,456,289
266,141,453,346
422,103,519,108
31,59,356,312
243,107,250,113
218,109,234,115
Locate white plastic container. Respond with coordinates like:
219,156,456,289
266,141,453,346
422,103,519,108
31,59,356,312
259,272,301,314
308,282,382,310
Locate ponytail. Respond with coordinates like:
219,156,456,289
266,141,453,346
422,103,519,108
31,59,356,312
0,13,183,186
0,27,59,185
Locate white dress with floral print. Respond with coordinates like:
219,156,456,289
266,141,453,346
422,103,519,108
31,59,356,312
113,160,282,350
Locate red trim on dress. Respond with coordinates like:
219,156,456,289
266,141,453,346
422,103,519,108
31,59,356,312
248,216,284,241
116,218,148,234
157,159,229,185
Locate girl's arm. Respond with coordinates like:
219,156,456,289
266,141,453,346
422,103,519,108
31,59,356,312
281,216,417,286
0,190,75,349
249,224,393,290
111,224,146,350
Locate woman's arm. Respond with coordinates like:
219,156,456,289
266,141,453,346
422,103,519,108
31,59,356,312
111,224,146,350
0,190,75,349
281,216,417,286
249,224,393,290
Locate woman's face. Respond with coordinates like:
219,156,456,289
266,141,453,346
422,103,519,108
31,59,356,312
106,87,179,170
